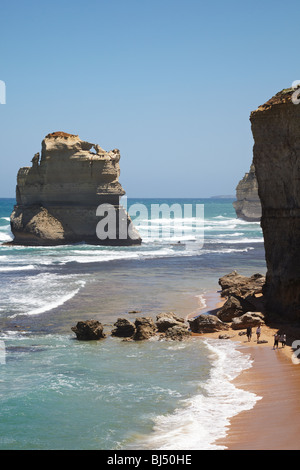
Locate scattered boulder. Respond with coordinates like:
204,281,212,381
217,296,244,322
231,312,264,330
218,334,235,339
109,313,192,342
133,317,157,341
165,324,191,341
71,320,106,340
156,312,185,332
111,318,136,338
188,314,229,334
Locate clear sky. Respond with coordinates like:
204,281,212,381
0,0,299,198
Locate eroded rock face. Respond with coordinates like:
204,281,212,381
111,318,136,338
10,132,141,246
250,88,300,320
188,314,229,333
233,163,262,222
217,296,244,322
165,325,191,341
109,313,191,341
219,271,265,299
231,312,264,330
156,312,185,332
133,317,157,341
217,271,265,324
71,320,106,340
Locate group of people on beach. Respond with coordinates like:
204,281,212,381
273,332,286,349
246,325,286,350
246,325,261,342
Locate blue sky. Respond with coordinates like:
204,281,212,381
0,0,299,198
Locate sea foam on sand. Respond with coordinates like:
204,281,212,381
133,338,262,450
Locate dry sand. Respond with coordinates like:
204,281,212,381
190,292,300,450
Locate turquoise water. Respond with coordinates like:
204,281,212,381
0,335,212,449
0,198,265,449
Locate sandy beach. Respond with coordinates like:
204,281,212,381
219,340,300,450
194,302,300,450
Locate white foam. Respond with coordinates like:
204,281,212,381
218,238,262,244
0,232,12,242
206,237,262,244
138,339,261,450
52,247,192,265
18,285,84,317
4,273,86,319
195,294,207,310
204,217,261,232
0,265,36,272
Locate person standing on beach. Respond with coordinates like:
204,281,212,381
273,332,280,349
256,325,261,342
246,326,252,342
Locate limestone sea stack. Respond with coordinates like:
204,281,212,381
250,87,300,321
10,132,141,246
233,162,262,222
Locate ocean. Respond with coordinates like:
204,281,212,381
0,197,266,450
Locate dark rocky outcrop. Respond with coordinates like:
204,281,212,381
111,318,136,338
216,271,266,327
133,317,157,341
219,271,265,313
71,320,106,340
155,312,191,340
250,87,300,321
233,163,262,222
165,325,191,341
188,314,229,333
219,271,265,299
231,312,264,330
10,132,141,246
72,312,192,343
186,272,266,334
156,312,186,332
109,312,191,341
217,296,244,322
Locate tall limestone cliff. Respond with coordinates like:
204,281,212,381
10,132,141,246
250,87,300,321
233,162,262,222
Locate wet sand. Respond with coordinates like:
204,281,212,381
202,325,300,450
190,293,300,450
